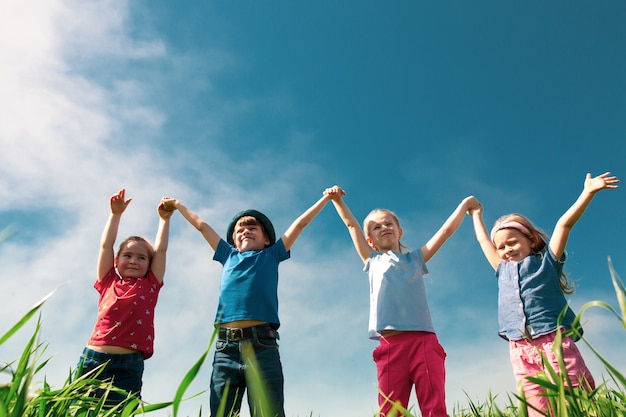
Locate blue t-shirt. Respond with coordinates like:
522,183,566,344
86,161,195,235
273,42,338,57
213,239,290,328
364,249,434,340
497,247,578,341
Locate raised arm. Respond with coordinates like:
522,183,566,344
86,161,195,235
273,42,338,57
470,203,500,270
150,202,175,283
161,198,221,251
421,196,480,262
325,186,371,264
97,189,131,281
281,192,333,251
550,172,619,259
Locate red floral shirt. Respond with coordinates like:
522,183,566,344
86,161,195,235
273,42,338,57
88,267,163,359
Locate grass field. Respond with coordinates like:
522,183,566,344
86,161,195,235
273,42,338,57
1,258,625,417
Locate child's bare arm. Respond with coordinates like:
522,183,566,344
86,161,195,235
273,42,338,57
550,172,619,258
470,204,500,270
421,196,479,262
151,202,174,283
326,186,371,264
97,189,131,281
161,197,221,251
281,192,333,251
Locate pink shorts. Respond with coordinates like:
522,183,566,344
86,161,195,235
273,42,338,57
509,331,595,417
373,331,447,417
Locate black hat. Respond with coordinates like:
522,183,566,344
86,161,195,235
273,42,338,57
226,209,276,246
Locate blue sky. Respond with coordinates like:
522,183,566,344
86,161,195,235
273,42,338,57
1,1,625,416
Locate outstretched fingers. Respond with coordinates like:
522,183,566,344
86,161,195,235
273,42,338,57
586,172,620,193
110,188,131,213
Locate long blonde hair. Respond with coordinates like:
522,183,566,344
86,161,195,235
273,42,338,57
363,209,410,253
493,213,575,294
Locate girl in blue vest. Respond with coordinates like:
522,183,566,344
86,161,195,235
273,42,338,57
469,172,619,417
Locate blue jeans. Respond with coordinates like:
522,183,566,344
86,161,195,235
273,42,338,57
210,329,285,417
76,347,144,405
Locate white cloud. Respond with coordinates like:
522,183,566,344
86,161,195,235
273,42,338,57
2,2,625,417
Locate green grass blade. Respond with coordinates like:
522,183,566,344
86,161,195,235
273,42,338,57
171,331,215,417
0,226,16,242
241,341,278,417
608,257,626,329
172,346,209,414
0,286,63,346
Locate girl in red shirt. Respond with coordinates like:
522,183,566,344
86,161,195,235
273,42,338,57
76,189,173,405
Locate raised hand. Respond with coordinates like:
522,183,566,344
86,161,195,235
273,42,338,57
110,189,131,214
324,185,346,200
160,197,178,211
584,172,620,194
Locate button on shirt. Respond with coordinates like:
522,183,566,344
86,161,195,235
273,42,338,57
497,248,578,341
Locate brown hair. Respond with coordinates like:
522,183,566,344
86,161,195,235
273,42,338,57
116,236,155,263
493,213,575,294
233,216,269,244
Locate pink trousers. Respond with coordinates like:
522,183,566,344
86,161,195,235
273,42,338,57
373,331,447,417
509,331,595,417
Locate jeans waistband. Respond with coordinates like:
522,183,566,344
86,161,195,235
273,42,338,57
218,324,279,341
82,347,144,363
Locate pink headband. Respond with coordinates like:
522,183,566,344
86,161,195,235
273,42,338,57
490,221,532,242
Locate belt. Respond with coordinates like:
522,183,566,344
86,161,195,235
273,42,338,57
218,324,278,341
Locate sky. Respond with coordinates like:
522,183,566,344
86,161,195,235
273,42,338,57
1,1,625,416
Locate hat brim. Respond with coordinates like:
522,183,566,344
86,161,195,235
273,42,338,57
226,209,276,247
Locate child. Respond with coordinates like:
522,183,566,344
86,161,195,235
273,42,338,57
161,191,333,417
325,185,479,417
469,172,619,417
76,189,173,404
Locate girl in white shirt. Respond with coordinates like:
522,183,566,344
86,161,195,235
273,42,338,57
326,186,479,417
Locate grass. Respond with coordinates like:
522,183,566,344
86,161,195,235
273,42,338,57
1,253,625,416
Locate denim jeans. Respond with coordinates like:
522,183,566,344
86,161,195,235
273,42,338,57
76,347,144,405
210,331,284,417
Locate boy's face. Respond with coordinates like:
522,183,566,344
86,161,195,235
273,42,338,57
233,216,270,252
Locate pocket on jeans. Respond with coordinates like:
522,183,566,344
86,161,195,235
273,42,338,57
121,361,144,377
255,338,279,350
215,340,228,352
77,357,102,376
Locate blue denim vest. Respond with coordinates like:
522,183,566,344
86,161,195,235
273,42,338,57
496,248,579,341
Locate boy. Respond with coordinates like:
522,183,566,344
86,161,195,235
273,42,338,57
162,192,332,417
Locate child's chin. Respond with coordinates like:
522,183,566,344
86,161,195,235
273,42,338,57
238,244,262,252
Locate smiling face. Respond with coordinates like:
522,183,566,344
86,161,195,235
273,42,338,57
233,216,270,252
115,239,151,278
492,228,534,263
364,210,403,252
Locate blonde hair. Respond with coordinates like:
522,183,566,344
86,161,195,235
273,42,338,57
493,213,575,294
363,209,409,253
